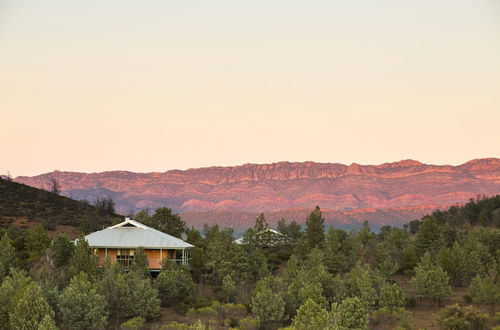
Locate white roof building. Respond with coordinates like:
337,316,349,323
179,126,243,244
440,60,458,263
84,218,194,249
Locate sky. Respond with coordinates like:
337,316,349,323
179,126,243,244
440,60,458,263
1,0,499,177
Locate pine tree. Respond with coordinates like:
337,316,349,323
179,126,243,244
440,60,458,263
331,296,369,330
155,259,195,306
251,277,285,324
129,247,150,278
0,233,17,282
127,272,161,321
305,206,325,250
99,263,132,327
9,282,56,330
292,299,329,330
410,253,452,305
66,238,98,281
221,273,237,303
0,269,32,330
58,272,108,329
379,282,406,312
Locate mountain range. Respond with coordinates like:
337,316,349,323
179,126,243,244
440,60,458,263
14,158,500,229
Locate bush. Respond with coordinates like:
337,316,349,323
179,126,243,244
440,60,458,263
439,304,488,330
239,317,259,330
121,317,145,329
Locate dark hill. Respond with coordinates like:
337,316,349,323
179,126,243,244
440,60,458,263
0,177,122,233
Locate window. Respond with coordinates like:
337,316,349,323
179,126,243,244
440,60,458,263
116,249,134,267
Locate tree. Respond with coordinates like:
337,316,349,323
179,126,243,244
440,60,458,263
467,273,500,305
99,263,132,327
251,277,285,324
9,281,56,330
151,207,186,238
254,213,269,232
126,272,161,321
58,272,108,329
50,177,61,195
437,242,482,286
95,197,115,215
221,273,237,303
291,299,329,330
129,247,150,278
51,235,75,268
331,297,369,330
324,228,350,274
304,206,325,250
378,282,406,312
277,218,303,244
155,260,195,306
415,216,445,256
0,233,17,282
0,269,32,330
346,262,379,310
66,237,98,281
24,225,51,263
204,225,251,285
410,253,452,305
439,304,488,330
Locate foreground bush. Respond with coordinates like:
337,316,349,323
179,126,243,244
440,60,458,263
439,304,488,330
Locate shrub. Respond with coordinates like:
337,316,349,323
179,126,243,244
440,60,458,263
239,317,259,330
439,304,488,330
121,317,145,329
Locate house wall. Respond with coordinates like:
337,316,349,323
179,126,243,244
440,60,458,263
95,248,175,270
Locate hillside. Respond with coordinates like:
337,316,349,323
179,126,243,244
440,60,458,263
0,177,122,233
15,158,500,228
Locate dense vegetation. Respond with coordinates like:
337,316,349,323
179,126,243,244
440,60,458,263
0,177,122,233
0,181,499,329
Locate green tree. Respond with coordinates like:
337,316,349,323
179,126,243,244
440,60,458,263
58,272,108,329
151,207,186,238
277,218,303,244
129,247,150,278
99,263,132,327
415,216,445,256
304,206,325,250
467,273,500,305
251,276,286,324
0,233,17,282
0,269,32,330
437,242,482,286
331,296,369,330
346,262,379,310
155,260,195,306
291,299,329,330
204,225,251,285
51,235,75,268
25,225,51,263
324,228,350,274
410,253,452,305
127,272,161,321
378,282,406,312
9,281,56,330
66,238,98,281
221,273,237,303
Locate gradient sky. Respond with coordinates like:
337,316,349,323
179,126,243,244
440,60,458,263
1,0,499,176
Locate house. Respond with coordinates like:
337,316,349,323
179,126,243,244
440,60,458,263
83,218,194,270
234,227,290,247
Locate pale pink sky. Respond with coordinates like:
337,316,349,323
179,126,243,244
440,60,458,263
1,1,499,176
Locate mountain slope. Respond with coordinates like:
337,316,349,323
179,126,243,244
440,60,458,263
14,158,500,228
0,177,121,232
